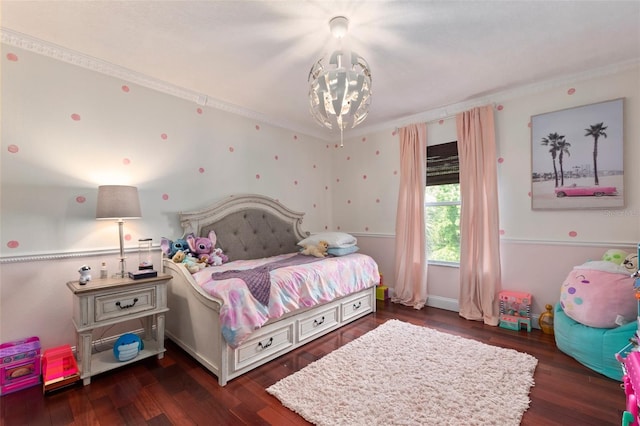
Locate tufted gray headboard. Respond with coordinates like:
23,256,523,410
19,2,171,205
179,194,309,261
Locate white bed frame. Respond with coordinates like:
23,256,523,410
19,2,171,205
162,194,377,386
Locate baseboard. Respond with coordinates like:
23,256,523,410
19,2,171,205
426,295,459,312
426,296,542,329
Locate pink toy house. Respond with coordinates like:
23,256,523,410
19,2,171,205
499,291,532,332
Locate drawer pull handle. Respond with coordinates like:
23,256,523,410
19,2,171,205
258,337,273,350
353,301,362,310
313,316,325,327
116,298,139,310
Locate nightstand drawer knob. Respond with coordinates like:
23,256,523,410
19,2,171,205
115,298,139,310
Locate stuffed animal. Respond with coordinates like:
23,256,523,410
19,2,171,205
623,253,639,274
560,260,635,328
160,237,190,259
186,231,216,265
113,333,143,362
213,248,228,264
602,249,628,265
172,250,206,274
186,230,228,266
301,240,329,258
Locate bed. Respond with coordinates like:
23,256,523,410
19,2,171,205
161,194,379,386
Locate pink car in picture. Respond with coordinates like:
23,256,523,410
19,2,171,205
555,185,618,197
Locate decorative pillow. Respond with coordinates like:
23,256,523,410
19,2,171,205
297,232,357,249
560,260,635,328
327,246,359,256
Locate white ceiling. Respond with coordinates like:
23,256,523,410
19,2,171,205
2,1,640,140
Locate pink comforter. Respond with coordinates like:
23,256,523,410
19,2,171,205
191,252,379,348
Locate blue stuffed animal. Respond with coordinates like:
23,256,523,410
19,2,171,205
160,236,190,259
113,333,143,362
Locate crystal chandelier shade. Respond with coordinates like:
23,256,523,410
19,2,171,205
308,17,372,144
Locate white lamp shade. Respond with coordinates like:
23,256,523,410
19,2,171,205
96,185,142,219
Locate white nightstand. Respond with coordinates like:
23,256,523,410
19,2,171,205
66,274,171,385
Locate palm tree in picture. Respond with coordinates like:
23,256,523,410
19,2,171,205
556,136,571,187
585,122,608,186
541,132,562,187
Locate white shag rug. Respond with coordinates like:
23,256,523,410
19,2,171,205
267,319,538,426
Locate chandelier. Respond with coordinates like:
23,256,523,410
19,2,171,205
308,16,372,146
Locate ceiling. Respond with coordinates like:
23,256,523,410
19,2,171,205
2,1,640,140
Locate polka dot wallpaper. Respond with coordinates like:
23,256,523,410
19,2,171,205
1,45,639,257
1,47,337,254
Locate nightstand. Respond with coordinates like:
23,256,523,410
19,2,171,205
66,274,171,385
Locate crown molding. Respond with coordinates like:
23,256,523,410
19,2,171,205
349,58,640,139
0,28,328,140
3,28,637,143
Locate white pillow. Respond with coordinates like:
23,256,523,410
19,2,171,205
297,232,357,249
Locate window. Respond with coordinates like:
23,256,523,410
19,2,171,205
425,141,460,264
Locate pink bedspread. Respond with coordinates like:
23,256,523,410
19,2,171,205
191,252,380,348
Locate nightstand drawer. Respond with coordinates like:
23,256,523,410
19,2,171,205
95,287,156,322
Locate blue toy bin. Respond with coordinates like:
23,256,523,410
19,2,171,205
554,302,636,381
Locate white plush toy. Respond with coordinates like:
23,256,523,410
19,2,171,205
623,253,638,274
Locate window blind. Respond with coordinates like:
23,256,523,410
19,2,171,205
426,141,459,186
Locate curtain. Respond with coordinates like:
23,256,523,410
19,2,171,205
456,106,501,326
393,123,428,309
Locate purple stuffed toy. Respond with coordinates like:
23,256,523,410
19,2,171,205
186,230,217,266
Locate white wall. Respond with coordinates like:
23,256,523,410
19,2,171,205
336,65,640,317
0,46,333,348
1,43,638,350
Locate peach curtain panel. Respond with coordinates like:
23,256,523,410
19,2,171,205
456,106,501,326
393,123,428,309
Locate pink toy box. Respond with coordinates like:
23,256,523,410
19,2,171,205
0,336,41,395
499,291,532,332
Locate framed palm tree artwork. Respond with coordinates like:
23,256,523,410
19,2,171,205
531,98,624,210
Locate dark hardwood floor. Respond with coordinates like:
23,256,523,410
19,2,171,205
1,301,626,425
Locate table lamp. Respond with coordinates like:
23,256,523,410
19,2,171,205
96,185,142,278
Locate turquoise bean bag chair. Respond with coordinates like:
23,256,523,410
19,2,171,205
554,302,635,381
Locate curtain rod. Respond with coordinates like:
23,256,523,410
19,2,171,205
394,115,455,133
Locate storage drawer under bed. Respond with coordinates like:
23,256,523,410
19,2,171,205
297,305,340,343
341,291,373,322
231,322,294,373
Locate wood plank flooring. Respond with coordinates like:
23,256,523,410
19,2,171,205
1,301,626,425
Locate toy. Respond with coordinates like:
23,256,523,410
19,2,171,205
42,344,80,393
187,231,216,265
624,253,639,274
186,230,228,266
538,304,554,334
78,265,91,285
213,247,229,264
560,260,635,328
0,337,41,395
113,333,143,362
499,290,532,332
160,237,190,259
300,240,329,258
172,250,206,274
602,248,628,265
